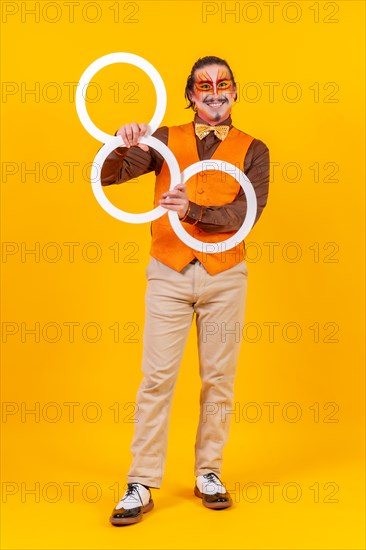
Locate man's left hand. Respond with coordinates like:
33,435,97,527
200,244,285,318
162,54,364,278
159,184,189,219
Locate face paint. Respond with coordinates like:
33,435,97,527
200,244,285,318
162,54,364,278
190,64,236,125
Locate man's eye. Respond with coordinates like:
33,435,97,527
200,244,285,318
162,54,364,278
218,81,231,89
198,83,211,90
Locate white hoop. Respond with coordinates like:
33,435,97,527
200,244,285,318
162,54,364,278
91,135,181,223
76,52,167,144
168,161,257,253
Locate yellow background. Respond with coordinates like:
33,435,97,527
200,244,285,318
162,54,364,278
1,0,365,548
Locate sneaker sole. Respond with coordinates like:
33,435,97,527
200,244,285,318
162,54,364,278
109,500,154,526
194,486,232,509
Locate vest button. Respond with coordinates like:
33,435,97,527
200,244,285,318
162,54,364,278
197,189,204,194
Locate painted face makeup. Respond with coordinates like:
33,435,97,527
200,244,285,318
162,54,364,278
190,64,236,125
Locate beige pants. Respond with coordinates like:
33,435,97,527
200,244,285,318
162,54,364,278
127,257,248,488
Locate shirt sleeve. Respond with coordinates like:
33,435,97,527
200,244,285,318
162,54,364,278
100,127,168,185
183,139,270,233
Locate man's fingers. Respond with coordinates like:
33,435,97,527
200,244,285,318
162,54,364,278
125,125,134,145
130,122,140,146
116,123,148,148
161,189,185,199
119,127,131,148
174,184,187,192
159,198,182,205
159,203,182,211
161,192,179,199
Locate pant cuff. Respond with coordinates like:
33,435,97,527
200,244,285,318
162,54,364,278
127,476,161,489
195,468,221,478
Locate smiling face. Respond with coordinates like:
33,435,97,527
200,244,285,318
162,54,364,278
189,64,236,125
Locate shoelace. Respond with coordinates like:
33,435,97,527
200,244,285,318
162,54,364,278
122,483,143,505
203,473,225,492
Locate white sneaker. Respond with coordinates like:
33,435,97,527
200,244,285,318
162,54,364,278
195,472,232,509
196,472,227,495
110,483,154,526
115,483,151,509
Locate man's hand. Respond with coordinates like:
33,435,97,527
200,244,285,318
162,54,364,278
159,184,189,219
116,122,149,152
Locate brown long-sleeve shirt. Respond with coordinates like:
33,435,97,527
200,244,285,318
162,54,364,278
101,115,270,233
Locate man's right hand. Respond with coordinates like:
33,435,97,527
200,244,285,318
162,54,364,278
116,123,149,152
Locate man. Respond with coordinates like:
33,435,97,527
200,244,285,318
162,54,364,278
101,56,270,525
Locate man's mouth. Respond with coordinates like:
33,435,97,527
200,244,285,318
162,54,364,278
204,98,228,108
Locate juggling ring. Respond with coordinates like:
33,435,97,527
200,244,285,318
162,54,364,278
76,52,258,252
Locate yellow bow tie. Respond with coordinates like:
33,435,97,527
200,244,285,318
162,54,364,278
195,123,230,141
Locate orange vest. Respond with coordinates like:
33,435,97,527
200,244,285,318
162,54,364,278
150,122,254,275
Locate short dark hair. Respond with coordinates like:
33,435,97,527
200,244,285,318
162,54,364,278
184,56,237,110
